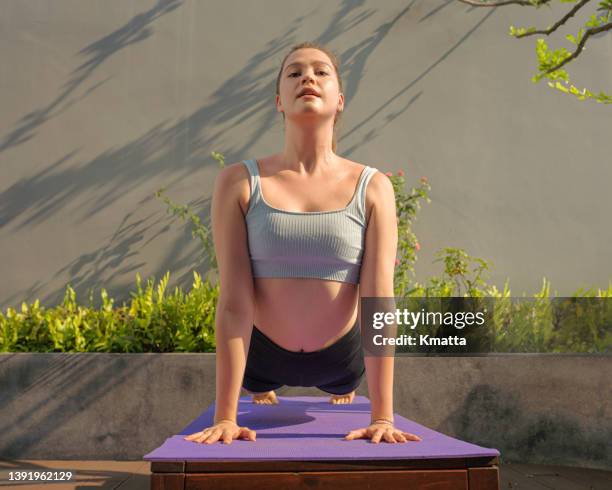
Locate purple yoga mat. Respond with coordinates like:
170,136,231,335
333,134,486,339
144,395,500,461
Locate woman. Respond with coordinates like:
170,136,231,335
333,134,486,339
185,42,422,446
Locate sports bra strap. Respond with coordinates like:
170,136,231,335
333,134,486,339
356,166,377,218
242,159,262,209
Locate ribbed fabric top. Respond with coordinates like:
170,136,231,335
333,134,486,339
242,159,378,284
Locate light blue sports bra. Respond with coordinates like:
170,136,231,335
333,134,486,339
242,159,379,284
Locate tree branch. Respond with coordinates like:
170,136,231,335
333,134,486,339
457,0,550,7
514,0,592,38
543,21,612,75
457,0,612,102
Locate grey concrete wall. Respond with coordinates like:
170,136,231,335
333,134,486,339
0,353,610,469
1,0,611,309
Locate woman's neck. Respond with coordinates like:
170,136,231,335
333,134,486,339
281,127,337,174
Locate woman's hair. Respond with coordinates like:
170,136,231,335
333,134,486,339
275,42,343,153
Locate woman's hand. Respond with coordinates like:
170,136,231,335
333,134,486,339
344,421,422,444
183,420,256,445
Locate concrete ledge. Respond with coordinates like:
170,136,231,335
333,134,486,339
0,354,610,469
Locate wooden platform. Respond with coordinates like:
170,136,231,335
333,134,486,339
144,395,502,489
150,456,500,489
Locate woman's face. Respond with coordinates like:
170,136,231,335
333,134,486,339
276,48,344,126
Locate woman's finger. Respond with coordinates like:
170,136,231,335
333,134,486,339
238,427,256,441
184,432,200,440
185,429,208,440
370,428,385,444
203,428,222,444
382,430,396,444
197,428,216,440
222,430,233,445
395,432,407,443
345,429,366,440
197,428,215,443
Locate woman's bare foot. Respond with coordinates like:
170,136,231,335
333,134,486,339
329,390,355,404
251,390,279,404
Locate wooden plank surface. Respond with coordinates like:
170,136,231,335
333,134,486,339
468,466,500,490
500,465,550,489
184,469,468,490
503,463,612,490
152,461,185,473
151,472,184,490
552,464,612,490
177,456,498,473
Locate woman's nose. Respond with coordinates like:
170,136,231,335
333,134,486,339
301,72,315,83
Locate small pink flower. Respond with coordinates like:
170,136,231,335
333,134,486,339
397,169,404,177
420,176,428,183
415,242,421,251
394,258,400,266
385,171,393,177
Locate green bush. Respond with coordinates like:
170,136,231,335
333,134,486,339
0,271,218,353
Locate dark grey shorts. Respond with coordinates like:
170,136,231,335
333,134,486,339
242,319,365,395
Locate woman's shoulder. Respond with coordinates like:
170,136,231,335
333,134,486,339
338,156,380,172
219,160,252,186
218,160,254,217
338,158,390,223
338,157,383,185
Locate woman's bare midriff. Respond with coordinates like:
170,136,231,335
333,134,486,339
252,277,359,353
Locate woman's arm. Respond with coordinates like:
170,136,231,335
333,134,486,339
213,309,253,423
210,163,256,424
359,171,398,423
